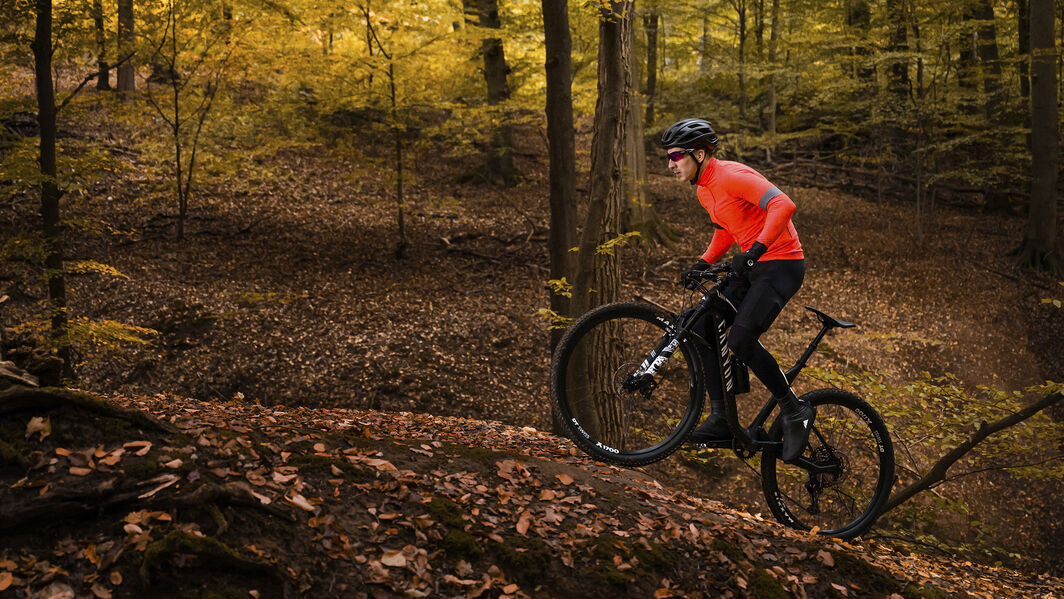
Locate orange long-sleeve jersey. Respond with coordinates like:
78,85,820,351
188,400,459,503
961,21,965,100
695,158,804,263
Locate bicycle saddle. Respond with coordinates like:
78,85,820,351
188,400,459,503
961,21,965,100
804,306,855,329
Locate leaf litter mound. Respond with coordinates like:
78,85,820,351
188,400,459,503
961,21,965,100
2,389,1062,599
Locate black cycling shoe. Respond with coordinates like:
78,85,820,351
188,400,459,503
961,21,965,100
780,401,815,462
689,415,732,444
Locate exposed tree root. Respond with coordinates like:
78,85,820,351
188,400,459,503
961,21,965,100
139,529,279,584
0,480,294,533
0,386,177,433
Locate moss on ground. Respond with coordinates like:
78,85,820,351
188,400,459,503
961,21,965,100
903,584,950,599
747,567,789,599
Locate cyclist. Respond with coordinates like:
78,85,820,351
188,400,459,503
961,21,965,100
662,117,813,462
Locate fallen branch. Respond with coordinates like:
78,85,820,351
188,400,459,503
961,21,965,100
882,393,1064,514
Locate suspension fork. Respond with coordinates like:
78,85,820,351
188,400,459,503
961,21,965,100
623,300,709,392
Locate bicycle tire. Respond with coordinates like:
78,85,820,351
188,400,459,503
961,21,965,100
760,388,894,540
550,302,704,467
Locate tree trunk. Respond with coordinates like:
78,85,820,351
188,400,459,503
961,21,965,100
623,66,678,247
643,11,659,127
736,0,748,129
846,0,873,84
93,0,110,90
542,0,577,355
389,61,408,259
1016,0,1059,273
764,0,779,162
477,0,518,186
886,0,909,96
571,0,632,443
32,0,73,379
973,0,1003,116
117,0,134,98
1018,0,1030,99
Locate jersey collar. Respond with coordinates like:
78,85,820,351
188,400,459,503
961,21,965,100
696,157,719,187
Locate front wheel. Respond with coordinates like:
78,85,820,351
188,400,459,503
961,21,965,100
550,302,704,467
760,388,894,540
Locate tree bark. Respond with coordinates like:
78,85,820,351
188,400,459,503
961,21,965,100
93,0,110,90
32,0,73,378
117,0,134,98
477,0,518,186
571,0,632,442
1016,0,1059,273
1018,0,1030,99
542,0,577,354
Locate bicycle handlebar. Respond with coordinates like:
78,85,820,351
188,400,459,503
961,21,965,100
679,263,735,291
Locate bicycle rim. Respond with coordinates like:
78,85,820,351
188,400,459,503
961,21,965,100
551,303,703,467
761,389,894,539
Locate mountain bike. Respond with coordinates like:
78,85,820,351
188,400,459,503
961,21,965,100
549,264,894,540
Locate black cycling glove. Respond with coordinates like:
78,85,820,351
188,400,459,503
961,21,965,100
730,242,768,276
682,259,712,290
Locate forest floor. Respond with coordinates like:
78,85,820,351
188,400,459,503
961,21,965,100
2,99,1064,592
2,388,1063,599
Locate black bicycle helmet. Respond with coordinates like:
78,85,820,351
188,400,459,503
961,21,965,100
660,118,719,150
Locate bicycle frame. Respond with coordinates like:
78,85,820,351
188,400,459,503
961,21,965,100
633,276,848,462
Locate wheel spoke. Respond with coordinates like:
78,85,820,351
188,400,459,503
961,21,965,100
761,389,894,539
551,303,704,467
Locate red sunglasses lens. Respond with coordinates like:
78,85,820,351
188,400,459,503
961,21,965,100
667,151,687,161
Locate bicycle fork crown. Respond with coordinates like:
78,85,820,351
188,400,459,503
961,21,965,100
635,337,679,379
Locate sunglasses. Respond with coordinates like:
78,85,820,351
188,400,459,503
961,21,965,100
667,149,696,162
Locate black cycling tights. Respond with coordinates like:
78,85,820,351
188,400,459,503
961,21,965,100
695,259,805,402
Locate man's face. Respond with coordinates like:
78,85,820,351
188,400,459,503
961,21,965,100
666,147,703,182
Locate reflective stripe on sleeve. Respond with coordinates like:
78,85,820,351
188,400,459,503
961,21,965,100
759,187,783,210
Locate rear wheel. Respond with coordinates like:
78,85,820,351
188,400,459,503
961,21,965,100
550,302,704,466
760,388,894,539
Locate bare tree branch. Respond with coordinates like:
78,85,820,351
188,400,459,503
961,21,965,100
882,393,1064,514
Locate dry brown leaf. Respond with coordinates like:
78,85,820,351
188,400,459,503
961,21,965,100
556,473,574,485
0,572,12,591
381,550,406,568
69,466,93,476
25,416,50,440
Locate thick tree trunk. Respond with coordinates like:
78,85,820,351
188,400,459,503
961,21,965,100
93,0,110,90
117,0,134,98
643,11,659,127
542,0,577,355
32,0,73,379
571,0,632,442
1016,0,1059,273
